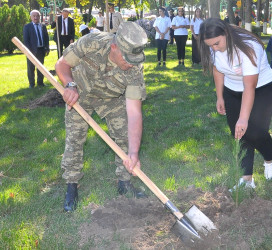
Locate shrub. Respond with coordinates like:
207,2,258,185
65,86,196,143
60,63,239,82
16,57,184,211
127,15,137,22
72,8,83,39
0,4,29,54
88,17,96,28
136,18,156,46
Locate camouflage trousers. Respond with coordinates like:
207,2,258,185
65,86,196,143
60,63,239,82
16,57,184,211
61,90,131,183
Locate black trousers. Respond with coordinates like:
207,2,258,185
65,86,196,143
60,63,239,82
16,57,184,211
174,35,188,60
27,47,45,87
192,34,201,63
169,28,174,44
223,84,272,175
57,35,71,58
156,39,168,62
96,26,104,31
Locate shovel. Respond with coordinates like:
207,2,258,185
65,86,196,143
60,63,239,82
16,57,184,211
12,36,217,245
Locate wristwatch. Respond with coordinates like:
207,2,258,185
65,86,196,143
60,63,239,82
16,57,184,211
65,82,77,88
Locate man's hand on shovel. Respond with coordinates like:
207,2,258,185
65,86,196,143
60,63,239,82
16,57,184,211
63,87,79,110
123,152,141,176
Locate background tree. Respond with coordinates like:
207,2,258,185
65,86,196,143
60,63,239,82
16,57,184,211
0,4,29,54
256,0,261,27
0,0,8,7
240,0,244,25
226,0,235,24
208,0,220,18
245,0,252,31
263,0,269,34
72,7,83,37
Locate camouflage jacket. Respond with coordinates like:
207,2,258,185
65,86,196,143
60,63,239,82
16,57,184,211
63,32,146,100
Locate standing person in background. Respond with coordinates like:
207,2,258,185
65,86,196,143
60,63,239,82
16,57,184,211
266,35,272,68
51,8,75,58
224,12,230,23
169,9,175,45
190,8,203,66
199,18,272,190
154,6,171,66
234,11,242,27
171,7,190,66
105,3,123,34
96,11,104,31
23,10,49,88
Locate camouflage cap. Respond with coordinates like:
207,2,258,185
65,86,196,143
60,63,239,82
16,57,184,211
115,21,148,65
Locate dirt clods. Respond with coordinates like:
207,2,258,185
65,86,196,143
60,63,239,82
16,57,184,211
78,186,272,249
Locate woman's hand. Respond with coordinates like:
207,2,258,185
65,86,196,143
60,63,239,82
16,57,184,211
235,118,248,139
216,98,226,115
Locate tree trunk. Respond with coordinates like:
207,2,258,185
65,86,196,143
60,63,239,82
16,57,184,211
159,0,162,7
263,0,269,34
133,0,139,19
227,0,235,24
244,0,251,32
209,0,220,18
256,0,261,27
117,0,121,12
88,0,94,23
240,0,244,26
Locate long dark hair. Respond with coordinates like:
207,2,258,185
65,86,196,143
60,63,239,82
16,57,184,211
193,8,203,22
199,18,264,75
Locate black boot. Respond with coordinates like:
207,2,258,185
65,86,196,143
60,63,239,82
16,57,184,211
117,180,147,198
64,183,78,212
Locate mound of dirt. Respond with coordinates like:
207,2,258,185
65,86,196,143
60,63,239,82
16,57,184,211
27,89,65,109
78,186,272,249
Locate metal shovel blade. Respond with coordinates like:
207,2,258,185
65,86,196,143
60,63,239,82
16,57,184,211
185,205,217,235
171,217,201,245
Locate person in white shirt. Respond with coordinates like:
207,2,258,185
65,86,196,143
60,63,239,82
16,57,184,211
190,8,203,65
96,11,104,31
171,7,190,66
153,7,171,66
199,18,272,190
104,3,123,34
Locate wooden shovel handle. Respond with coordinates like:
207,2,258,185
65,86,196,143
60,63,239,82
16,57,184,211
12,37,183,217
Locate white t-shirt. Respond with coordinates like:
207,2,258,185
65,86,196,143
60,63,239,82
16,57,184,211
154,16,172,40
171,16,190,36
213,40,272,91
96,16,104,27
190,18,203,35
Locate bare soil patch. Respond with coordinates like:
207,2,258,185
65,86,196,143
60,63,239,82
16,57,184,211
27,89,65,109
79,186,272,249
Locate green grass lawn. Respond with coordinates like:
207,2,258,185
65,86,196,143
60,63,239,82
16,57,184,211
1,45,272,248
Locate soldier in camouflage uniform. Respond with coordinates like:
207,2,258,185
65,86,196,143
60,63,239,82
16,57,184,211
55,21,148,212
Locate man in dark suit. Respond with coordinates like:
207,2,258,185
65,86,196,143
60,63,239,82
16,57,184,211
51,8,75,58
23,10,49,88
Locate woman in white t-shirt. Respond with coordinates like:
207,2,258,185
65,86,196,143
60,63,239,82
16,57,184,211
199,18,272,190
171,7,190,66
153,7,171,66
96,11,104,31
190,8,203,65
